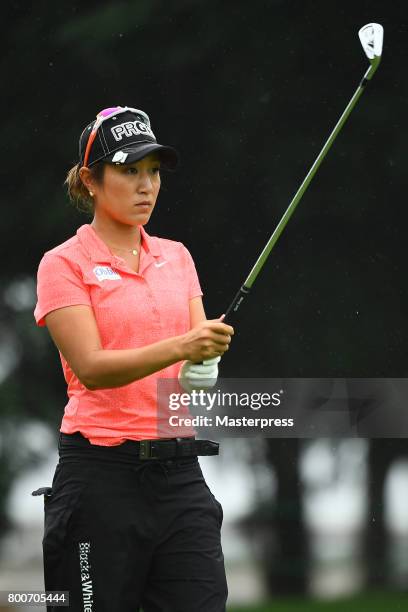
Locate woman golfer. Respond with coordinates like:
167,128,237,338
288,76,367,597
32,106,233,612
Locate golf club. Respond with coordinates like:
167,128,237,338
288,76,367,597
222,22,384,325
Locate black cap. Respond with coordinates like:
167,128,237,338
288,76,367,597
79,107,179,170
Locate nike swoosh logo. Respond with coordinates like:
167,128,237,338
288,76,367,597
155,261,168,268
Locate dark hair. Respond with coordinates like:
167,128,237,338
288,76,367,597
64,162,105,215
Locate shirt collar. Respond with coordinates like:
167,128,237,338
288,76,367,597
77,223,162,263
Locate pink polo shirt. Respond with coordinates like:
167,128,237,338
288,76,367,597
34,223,202,445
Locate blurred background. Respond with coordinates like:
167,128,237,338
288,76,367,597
1,0,408,610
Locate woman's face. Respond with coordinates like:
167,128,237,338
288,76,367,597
93,153,161,226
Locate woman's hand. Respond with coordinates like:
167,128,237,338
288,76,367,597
178,356,221,392
178,316,234,363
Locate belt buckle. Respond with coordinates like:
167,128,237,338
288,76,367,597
139,440,157,460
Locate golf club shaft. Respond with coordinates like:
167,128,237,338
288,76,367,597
223,65,376,324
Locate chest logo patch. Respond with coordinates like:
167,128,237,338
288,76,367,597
93,266,122,282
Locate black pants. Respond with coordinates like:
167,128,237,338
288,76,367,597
38,434,228,611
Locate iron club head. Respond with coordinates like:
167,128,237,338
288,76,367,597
358,23,384,77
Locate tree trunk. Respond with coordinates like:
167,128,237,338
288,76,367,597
366,439,408,588
263,438,308,595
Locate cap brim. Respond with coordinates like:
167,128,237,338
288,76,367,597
106,143,179,170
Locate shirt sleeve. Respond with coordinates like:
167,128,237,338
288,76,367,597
34,253,92,327
181,245,203,300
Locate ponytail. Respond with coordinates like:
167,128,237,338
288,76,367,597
64,162,105,215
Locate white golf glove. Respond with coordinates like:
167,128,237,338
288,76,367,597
178,356,221,393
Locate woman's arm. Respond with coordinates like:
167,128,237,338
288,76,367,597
189,296,207,328
45,303,232,390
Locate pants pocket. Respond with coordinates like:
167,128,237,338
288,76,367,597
204,482,224,529
37,463,90,554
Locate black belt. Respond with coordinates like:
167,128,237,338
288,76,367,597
59,432,219,460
